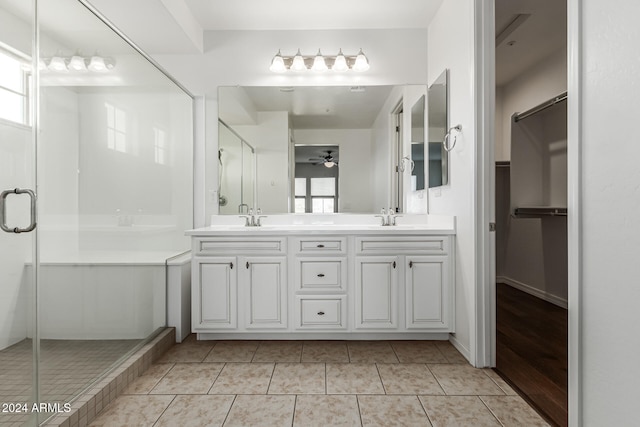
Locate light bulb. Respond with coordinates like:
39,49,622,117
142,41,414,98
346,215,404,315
291,49,306,72
312,49,328,71
48,56,68,72
324,161,335,168
69,55,87,72
269,50,287,73
332,49,349,72
88,56,107,72
353,48,370,72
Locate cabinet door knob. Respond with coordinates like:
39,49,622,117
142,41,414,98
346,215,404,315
317,244,325,248
393,261,396,269
409,261,413,268
317,273,325,277
317,311,325,316
230,262,234,269
246,261,249,269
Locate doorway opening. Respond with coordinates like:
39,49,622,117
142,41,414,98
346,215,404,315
493,0,568,425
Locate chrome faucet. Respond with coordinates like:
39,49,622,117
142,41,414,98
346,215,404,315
239,208,267,227
375,208,402,226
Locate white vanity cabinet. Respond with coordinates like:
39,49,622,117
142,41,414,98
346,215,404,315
191,237,287,332
291,237,348,330
355,236,454,333
354,256,399,329
188,222,455,338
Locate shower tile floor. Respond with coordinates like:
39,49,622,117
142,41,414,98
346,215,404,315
0,338,139,426
89,337,550,426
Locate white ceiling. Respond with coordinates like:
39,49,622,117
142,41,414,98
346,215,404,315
219,86,398,130
184,0,444,31
495,0,566,86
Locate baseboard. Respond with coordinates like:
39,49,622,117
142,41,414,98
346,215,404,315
449,333,472,363
497,276,568,309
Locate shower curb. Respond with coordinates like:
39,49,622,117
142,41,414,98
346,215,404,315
44,327,175,427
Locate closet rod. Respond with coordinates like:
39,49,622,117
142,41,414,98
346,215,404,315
514,91,567,122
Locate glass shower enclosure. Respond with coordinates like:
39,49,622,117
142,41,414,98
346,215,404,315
0,0,193,425
218,119,255,215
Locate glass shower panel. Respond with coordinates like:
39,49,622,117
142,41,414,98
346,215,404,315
218,123,243,214
242,141,255,212
36,0,193,420
0,0,36,425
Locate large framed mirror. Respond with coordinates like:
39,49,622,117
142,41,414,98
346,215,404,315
217,85,426,214
428,69,449,188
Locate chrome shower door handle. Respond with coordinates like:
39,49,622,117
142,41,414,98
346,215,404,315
0,188,37,233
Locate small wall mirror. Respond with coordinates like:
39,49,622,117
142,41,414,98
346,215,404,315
428,69,449,188
411,95,426,191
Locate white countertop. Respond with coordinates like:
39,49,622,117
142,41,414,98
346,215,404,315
186,214,455,236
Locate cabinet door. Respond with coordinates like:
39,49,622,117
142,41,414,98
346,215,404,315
354,256,399,329
240,256,287,329
405,255,452,330
192,257,237,330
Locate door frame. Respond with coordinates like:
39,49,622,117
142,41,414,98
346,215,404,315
477,0,582,424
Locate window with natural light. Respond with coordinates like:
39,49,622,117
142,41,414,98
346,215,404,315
294,177,337,213
0,49,30,126
105,102,127,152
154,127,167,165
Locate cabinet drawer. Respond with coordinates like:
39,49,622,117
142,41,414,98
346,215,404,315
356,236,449,255
295,258,347,292
296,296,346,329
196,237,286,256
294,237,347,254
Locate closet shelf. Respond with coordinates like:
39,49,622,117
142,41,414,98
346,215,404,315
513,206,567,217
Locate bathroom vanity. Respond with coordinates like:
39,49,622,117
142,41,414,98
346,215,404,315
187,214,455,339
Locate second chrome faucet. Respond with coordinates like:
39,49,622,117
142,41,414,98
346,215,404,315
240,208,267,227
375,208,402,226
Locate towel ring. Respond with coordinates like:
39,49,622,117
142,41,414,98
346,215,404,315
398,156,415,173
443,124,462,152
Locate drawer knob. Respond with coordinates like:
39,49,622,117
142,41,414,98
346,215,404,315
317,273,325,277
317,244,325,248
317,311,325,316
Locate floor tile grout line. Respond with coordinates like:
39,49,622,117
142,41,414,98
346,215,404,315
265,362,276,395
415,395,436,427
291,394,297,427
424,363,448,396
374,363,387,395
477,395,507,427
206,362,226,394
220,394,237,426
355,394,364,427
150,394,177,427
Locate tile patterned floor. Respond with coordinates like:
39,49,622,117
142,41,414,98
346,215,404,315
90,336,550,426
0,338,139,426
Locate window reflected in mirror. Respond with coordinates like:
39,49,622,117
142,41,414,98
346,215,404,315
294,145,339,213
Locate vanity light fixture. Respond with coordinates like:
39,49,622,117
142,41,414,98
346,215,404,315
269,48,370,72
43,52,115,73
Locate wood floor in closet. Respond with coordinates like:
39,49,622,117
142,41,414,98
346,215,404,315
494,282,568,427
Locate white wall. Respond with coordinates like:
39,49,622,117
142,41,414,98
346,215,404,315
496,47,567,161
426,0,476,362
294,129,374,213
578,0,640,424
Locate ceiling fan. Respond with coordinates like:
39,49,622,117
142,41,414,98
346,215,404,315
308,150,338,168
